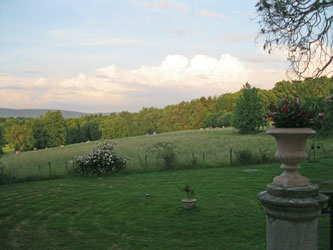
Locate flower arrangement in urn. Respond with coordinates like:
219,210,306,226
265,98,324,129
265,98,324,187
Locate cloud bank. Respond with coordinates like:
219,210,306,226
0,54,286,112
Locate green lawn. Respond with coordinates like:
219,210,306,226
1,158,332,250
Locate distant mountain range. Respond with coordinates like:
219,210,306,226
0,108,109,118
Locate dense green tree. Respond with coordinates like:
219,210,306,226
5,124,34,151
78,118,102,142
65,119,81,144
188,101,209,129
100,113,117,139
107,112,135,138
232,83,266,134
273,80,298,100
133,107,162,134
42,111,66,147
215,92,241,112
158,105,182,132
296,77,333,98
204,111,232,128
258,89,277,107
0,126,5,156
30,119,48,149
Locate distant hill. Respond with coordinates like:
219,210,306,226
0,108,104,118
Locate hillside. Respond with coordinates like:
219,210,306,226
0,108,103,118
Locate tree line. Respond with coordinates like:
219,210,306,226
0,77,332,152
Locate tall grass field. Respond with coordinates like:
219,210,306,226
1,127,332,182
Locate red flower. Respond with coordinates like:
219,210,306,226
268,112,276,118
270,103,277,109
318,113,325,120
281,106,288,113
284,99,289,104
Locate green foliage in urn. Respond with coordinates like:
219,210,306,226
265,98,325,129
180,184,195,199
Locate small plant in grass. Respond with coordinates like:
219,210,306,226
74,141,128,176
235,149,253,165
180,184,197,209
180,184,194,199
148,142,177,170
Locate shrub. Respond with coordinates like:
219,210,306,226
148,142,177,170
74,141,128,176
235,149,253,165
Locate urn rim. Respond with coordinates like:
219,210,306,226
267,127,316,135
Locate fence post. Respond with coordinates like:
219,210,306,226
214,152,217,161
48,162,52,177
38,165,41,178
65,161,69,176
229,148,233,165
13,168,16,178
145,155,148,168
202,152,205,164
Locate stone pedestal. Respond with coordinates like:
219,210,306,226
258,184,327,250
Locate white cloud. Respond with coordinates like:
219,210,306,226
0,54,286,112
197,9,224,18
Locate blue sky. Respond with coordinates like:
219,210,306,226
0,0,289,113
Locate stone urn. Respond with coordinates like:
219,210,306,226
267,128,316,187
182,198,197,209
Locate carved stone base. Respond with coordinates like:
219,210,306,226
258,184,328,250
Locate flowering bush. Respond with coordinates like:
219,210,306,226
74,141,128,176
265,98,325,128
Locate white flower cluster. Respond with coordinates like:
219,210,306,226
74,141,128,176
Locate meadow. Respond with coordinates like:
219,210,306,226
1,127,332,183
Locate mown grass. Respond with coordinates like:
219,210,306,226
1,127,332,183
1,157,332,250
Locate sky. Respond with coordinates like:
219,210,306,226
0,0,290,113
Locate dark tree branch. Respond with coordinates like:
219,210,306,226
256,0,333,79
